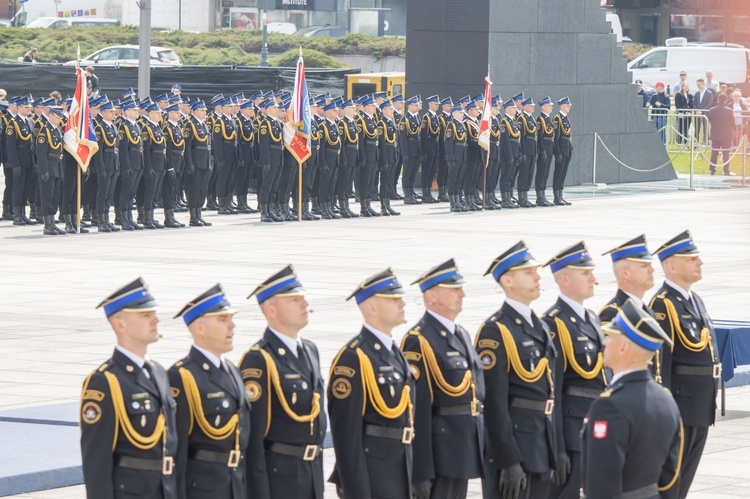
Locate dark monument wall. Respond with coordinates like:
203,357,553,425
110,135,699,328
406,0,676,185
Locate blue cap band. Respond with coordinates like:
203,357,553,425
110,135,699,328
610,245,649,262
256,276,301,304
103,288,151,317
182,294,227,325
491,251,530,281
355,277,398,304
612,313,661,351
657,240,693,261
419,270,459,292
550,250,590,273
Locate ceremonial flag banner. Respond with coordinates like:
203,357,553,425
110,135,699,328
283,49,312,164
477,75,493,151
63,66,98,172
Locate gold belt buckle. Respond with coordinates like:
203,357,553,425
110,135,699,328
162,456,174,475
544,399,555,415
401,427,414,444
303,444,318,461
470,399,479,417
227,449,241,468
713,364,721,379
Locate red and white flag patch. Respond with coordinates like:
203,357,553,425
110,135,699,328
593,421,608,439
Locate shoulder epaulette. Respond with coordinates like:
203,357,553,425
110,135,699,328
348,339,359,349
97,361,112,372
547,308,559,318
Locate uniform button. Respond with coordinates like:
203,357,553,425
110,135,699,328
364,448,369,453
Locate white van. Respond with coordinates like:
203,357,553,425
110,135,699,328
628,38,750,93
25,17,120,28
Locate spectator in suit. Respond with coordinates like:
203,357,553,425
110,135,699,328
707,93,736,175
693,79,714,144
674,83,694,145
636,80,649,108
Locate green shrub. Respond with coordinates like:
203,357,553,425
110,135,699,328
270,48,348,68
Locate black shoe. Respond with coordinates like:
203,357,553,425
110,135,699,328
344,200,359,218
385,199,400,216
366,200,381,217
189,208,204,226
198,208,212,226
97,212,112,232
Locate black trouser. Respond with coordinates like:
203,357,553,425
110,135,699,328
38,175,61,216
96,170,119,214
392,156,403,194
336,165,354,202
135,174,145,209
437,158,448,189
259,165,282,205
517,154,536,192
207,164,218,198
83,171,97,209
11,166,35,207
482,468,550,499
368,168,379,200
317,165,334,203
463,149,480,194
447,161,465,196
61,159,80,215
302,162,316,202
677,425,708,499
546,450,581,499
422,154,438,193
276,159,295,205
187,168,210,209
695,113,707,143
430,475,469,499
162,171,178,210
119,169,143,211
234,164,251,199
676,114,690,144
553,155,571,191
535,152,553,191
358,163,376,200
403,155,420,190
3,166,13,212
142,171,166,210
500,156,516,193
378,164,392,199
487,157,501,196
216,159,236,197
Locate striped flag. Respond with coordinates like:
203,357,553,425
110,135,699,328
477,75,493,151
283,48,312,164
63,66,99,172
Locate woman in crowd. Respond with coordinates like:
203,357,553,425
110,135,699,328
674,83,694,144
23,47,38,63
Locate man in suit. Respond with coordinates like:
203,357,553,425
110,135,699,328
328,268,415,499
377,99,401,216
476,241,558,499
117,98,145,231
80,277,178,499
541,242,607,499
316,101,342,220
693,79,714,144
534,97,555,207
581,300,682,499
162,102,186,228
212,97,239,215
516,97,538,208
706,92,735,175
650,230,719,498
402,259,485,499
239,265,327,499
170,285,251,498
141,103,167,229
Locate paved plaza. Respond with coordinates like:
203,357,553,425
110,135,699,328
1,180,749,498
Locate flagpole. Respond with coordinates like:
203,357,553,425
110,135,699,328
482,65,490,211
297,160,303,221
76,46,82,234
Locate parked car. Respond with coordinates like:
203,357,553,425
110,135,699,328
295,25,348,38
25,17,120,28
266,22,297,34
0,19,10,28
64,45,182,67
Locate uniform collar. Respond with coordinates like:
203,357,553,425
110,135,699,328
610,368,643,385
665,279,693,301
427,309,455,334
560,111,568,117
559,294,587,322
115,345,147,369
622,290,644,309
504,298,533,326
268,326,301,357
363,323,394,351
192,343,225,369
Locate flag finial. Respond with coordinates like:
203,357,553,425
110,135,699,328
299,46,303,57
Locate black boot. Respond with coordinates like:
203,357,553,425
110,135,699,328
189,208,204,226
311,197,321,215
438,186,449,202
559,189,572,206
114,208,121,225
151,210,164,229
536,190,553,207
237,195,251,214
129,209,144,230
136,206,144,225
328,201,341,220
380,199,390,216
260,204,273,223
69,215,91,233
64,214,77,234
20,206,36,225
42,215,58,235
207,195,219,210
143,209,157,229
82,204,93,223
366,199,381,217
106,210,120,231
120,209,135,230
345,199,359,218
2,206,12,220
553,190,565,206
29,203,38,221
164,209,181,228
359,199,372,218
519,191,536,208
97,212,111,232
198,207,212,226
12,206,26,225
386,198,400,216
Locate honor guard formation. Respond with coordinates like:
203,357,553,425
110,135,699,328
80,230,718,499
1,87,576,234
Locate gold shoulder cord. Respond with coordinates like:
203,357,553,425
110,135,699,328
323,123,340,146
555,115,571,136
404,116,419,136
146,124,165,145
658,417,685,492
103,371,165,450
521,115,537,134
466,120,479,139
361,118,377,139
504,117,520,138
166,126,185,147
98,125,116,147
401,332,433,400
13,121,32,141
341,120,358,144
452,122,466,141
662,298,715,361
554,318,606,383
267,122,282,143
189,121,207,143
491,120,501,138
355,348,413,430
538,116,554,135
380,121,396,144
423,114,440,135
416,335,477,406
239,122,254,142
220,119,237,141
495,322,553,389
45,128,62,150
123,124,141,145
257,348,321,436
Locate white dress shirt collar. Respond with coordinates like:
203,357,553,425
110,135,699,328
504,298,534,326
116,345,147,368
364,323,394,351
665,279,693,301
192,344,224,369
559,294,587,321
427,310,455,334
268,327,302,357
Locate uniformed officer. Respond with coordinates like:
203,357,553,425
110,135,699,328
486,96,503,210
162,102,185,228
649,230,719,498
436,97,453,203
581,300,681,499
337,99,360,219
420,95,441,204
328,268,416,499
358,96,382,218
402,259,485,499
117,98,145,231
184,99,214,227
390,94,406,201
402,96,422,205
7,96,37,226
212,97,239,215
141,103,167,229
443,105,467,212
552,98,573,206
239,265,327,499
476,241,557,499
169,285,250,498
540,242,607,499
499,99,521,209
534,97,555,207
300,98,321,221
93,100,122,232
236,100,258,215
35,106,65,235
1,97,14,221
317,101,341,221
377,99,400,216
516,97,538,208
463,101,481,211
257,100,286,223
80,277,178,499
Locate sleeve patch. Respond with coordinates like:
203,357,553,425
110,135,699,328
409,364,420,380
478,339,499,350
404,351,421,362
170,387,180,398
83,389,105,401
81,402,102,424
333,366,355,378
242,368,263,379
656,313,667,320
593,421,608,439
245,381,262,402
331,378,352,399
37,135,46,144
479,350,496,370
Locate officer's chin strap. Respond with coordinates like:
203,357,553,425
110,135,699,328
355,348,413,434
257,349,321,436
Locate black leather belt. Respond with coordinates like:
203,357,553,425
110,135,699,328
194,145,210,150
103,148,118,153
434,402,484,417
364,424,414,444
543,137,554,141
114,454,174,475
151,149,166,154
564,386,602,399
47,154,63,160
270,144,283,150
622,483,658,499
189,448,241,467
266,442,322,461
674,364,721,378
510,397,554,415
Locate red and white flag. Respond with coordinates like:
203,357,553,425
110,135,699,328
283,48,312,164
63,64,99,172
477,75,493,151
